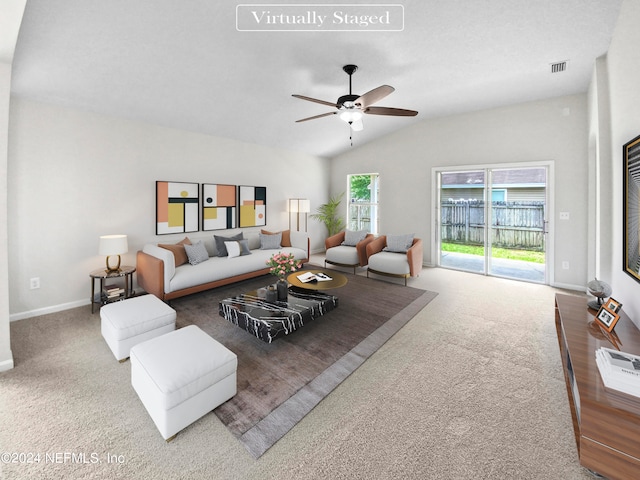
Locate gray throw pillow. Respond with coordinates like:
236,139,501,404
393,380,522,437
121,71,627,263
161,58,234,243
184,240,210,265
384,233,415,253
259,232,282,249
214,233,244,257
237,238,252,256
342,229,367,246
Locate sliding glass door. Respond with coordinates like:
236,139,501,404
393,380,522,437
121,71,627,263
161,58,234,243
439,170,487,274
437,164,548,283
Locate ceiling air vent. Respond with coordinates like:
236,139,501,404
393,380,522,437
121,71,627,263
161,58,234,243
551,61,567,73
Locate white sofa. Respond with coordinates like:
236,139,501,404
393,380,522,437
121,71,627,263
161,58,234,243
136,231,309,301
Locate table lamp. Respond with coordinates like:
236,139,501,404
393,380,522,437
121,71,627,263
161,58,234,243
99,234,128,273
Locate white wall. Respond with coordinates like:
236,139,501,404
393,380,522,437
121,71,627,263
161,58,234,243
1,62,14,370
604,0,640,327
330,94,589,288
7,98,329,318
0,0,27,371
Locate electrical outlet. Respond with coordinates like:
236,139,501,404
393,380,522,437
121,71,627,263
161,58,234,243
562,261,570,270
559,212,570,220
30,277,40,289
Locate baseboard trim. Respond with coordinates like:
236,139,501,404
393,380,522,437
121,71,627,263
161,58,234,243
10,299,90,322
0,355,15,372
551,281,586,292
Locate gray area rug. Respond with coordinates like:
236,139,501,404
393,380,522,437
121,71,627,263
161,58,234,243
170,270,438,457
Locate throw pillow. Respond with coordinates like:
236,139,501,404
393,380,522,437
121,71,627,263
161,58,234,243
384,233,415,253
225,241,241,258
259,231,282,249
214,232,244,257
342,229,367,246
158,237,192,267
184,240,209,265
261,229,291,247
237,238,252,256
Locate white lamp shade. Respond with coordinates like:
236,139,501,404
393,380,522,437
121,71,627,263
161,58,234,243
99,235,128,256
299,199,310,213
289,199,310,213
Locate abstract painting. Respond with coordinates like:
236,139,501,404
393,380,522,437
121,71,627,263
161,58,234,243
202,183,237,231
156,181,199,235
239,185,267,227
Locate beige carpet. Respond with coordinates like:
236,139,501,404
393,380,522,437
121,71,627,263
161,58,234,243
0,266,593,480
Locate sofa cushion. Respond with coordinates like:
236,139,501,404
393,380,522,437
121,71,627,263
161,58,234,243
158,237,192,267
342,229,367,246
261,229,291,247
168,246,307,293
384,233,415,253
368,251,411,275
326,245,359,265
259,231,282,249
214,233,244,257
184,241,209,265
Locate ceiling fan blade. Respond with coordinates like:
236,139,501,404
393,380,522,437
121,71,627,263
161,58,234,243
364,106,418,117
355,85,394,108
295,112,337,123
292,94,338,108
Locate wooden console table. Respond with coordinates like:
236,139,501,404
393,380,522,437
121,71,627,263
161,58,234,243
555,293,640,479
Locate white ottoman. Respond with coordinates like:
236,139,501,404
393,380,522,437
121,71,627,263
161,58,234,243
101,294,176,362
130,325,237,441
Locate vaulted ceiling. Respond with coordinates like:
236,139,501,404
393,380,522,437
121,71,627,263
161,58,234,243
10,0,623,158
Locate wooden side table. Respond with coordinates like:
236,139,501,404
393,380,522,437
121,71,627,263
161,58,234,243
287,269,348,290
90,265,136,313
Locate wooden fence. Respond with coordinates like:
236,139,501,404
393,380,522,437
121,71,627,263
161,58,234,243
441,200,545,250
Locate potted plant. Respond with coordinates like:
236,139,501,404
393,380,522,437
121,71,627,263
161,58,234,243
310,192,345,237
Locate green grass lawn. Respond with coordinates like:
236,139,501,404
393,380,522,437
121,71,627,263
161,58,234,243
441,242,545,264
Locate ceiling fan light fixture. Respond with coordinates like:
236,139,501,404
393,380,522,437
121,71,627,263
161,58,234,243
339,109,363,123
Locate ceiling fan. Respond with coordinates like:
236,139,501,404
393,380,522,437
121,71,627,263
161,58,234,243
293,64,418,132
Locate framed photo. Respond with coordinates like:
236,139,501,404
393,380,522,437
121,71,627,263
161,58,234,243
623,133,640,283
595,304,620,333
156,181,199,235
604,297,623,313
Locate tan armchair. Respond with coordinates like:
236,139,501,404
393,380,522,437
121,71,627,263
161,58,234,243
324,231,375,274
365,235,423,285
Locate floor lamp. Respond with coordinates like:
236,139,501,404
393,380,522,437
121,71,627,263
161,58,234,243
288,198,310,232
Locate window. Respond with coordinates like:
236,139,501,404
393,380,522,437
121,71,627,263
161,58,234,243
347,173,379,234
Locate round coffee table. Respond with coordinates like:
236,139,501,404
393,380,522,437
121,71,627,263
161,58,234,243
287,269,348,290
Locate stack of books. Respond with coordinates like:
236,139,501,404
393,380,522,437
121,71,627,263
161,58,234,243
595,347,640,397
103,283,124,299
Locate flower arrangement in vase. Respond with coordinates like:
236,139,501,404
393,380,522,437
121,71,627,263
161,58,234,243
266,252,302,301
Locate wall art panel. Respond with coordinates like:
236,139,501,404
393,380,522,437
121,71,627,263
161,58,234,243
239,185,267,227
202,183,237,231
156,181,199,235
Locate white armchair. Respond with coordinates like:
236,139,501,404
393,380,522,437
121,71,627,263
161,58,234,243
366,235,423,285
324,230,375,274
